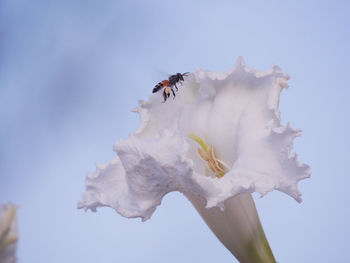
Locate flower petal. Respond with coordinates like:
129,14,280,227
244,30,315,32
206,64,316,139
186,58,310,207
79,130,193,221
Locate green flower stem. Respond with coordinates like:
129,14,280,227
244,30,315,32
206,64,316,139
185,192,276,263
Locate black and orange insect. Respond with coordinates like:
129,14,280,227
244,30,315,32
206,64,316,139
152,72,189,102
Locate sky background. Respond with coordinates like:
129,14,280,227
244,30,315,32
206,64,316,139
0,0,349,262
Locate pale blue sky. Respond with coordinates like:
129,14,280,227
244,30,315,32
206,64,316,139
1,0,349,262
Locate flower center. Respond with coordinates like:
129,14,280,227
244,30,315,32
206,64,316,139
187,133,230,178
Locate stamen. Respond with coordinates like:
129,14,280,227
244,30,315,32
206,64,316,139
188,133,229,178
197,148,210,163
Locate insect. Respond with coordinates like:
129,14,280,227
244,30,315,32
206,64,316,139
152,72,189,102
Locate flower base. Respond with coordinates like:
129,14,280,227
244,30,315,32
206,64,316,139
185,192,276,263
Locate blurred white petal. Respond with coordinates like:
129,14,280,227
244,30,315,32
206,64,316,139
0,204,18,263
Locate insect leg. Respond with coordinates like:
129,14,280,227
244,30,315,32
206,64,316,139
162,89,167,103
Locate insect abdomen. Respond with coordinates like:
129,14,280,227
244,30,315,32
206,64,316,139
153,80,169,93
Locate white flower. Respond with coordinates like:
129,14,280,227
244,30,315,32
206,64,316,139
78,57,310,262
0,204,18,263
